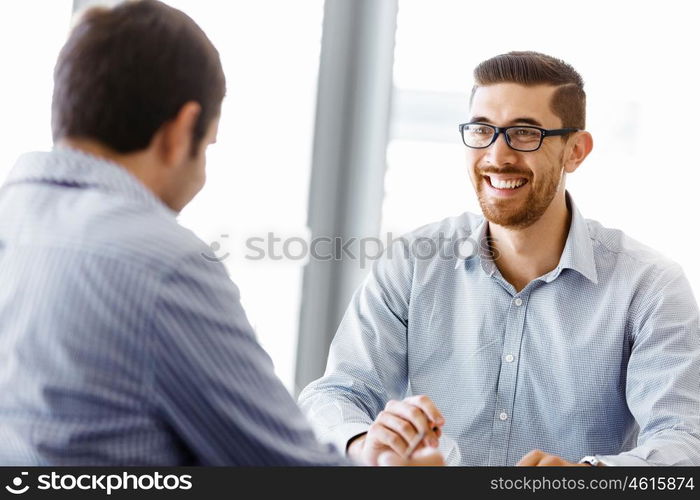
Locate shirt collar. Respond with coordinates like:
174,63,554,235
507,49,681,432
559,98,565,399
469,191,598,284
554,191,598,284
3,147,175,216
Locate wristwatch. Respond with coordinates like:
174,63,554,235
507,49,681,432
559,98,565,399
579,455,605,467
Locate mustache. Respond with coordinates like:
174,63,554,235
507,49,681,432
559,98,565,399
477,168,531,178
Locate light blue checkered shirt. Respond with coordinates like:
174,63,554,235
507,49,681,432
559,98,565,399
0,148,346,466
299,192,700,466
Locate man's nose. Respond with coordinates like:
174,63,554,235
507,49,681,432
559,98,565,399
484,132,519,165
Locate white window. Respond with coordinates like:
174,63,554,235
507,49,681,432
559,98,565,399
0,0,73,181
164,0,324,391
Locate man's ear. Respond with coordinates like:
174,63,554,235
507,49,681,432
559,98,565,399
563,131,593,174
155,101,202,167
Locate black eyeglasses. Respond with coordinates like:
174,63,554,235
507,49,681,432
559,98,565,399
458,122,579,152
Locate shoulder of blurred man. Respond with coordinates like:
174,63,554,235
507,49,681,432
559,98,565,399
2,147,220,283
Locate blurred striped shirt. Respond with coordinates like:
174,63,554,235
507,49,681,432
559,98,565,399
0,148,346,466
299,192,700,466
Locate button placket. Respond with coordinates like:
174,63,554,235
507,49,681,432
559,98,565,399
488,293,529,465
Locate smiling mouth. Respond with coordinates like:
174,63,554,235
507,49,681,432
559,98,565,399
484,175,529,190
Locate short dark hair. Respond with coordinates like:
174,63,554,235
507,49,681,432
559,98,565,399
52,0,226,153
470,51,586,129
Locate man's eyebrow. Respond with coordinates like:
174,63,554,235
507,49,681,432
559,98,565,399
510,117,543,127
468,116,544,127
468,116,491,124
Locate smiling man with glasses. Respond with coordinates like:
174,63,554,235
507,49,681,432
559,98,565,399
299,51,700,466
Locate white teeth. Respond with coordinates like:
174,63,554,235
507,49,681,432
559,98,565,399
489,177,526,189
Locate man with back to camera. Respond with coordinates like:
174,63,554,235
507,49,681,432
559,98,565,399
0,0,442,466
299,51,700,466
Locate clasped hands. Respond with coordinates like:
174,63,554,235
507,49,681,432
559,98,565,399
348,395,589,467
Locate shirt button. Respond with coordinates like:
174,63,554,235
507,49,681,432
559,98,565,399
505,354,514,363
514,298,523,306
499,412,508,421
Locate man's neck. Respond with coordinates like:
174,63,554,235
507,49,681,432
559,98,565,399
487,192,571,293
56,138,166,203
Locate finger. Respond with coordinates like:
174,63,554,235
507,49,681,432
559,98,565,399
367,422,409,456
404,396,444,448
376,411,420,446
426,428,440,447
392,399,441,447
404,395,445,426
422,435,438,449
516,449,545,466
384,400,433,438
428,426,442,446
539,455,567,467
417,425,440,448
384,399,442,447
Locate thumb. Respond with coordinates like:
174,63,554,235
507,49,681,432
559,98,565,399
406,446,445,466
377,447,445,467
377,451,402,466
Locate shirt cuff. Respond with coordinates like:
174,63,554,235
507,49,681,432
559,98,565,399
319,422,371,456
593,453,650,466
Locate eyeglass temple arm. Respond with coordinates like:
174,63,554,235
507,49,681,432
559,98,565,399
543,128,580,137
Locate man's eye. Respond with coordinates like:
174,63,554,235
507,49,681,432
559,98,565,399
513,128,539,137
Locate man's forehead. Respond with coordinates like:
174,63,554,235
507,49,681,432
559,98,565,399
470,83,560,126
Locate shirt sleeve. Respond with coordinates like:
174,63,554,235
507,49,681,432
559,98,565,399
148,252,349,466
597,264,700,466
298,241,413,453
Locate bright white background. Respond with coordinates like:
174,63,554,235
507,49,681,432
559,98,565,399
2,1,699,392
0,1,72,179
